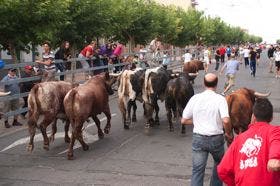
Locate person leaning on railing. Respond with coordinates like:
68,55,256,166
36,41,57,82
1,68,23,128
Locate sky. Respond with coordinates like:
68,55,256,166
196,0,280,43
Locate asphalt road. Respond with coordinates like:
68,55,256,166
0,51,279,186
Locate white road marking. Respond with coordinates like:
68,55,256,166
0,113,117,153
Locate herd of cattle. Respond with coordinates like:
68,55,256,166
26,60,270,159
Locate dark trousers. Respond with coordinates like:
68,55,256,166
56,63,65,81
250,60,256,77
215,57,220,70
244,57,249,67
22,96,28,116
220,55,225,63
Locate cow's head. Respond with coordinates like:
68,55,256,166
196,60,205,71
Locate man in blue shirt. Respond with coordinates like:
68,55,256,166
1,68,23,128
219,53,240,95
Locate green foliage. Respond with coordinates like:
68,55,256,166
0,0,263,61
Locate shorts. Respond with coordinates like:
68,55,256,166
225,74,235,88
276,61,280,70
3,99,20,120
204,59,210,64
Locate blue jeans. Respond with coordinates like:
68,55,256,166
191,133,225,186
250,60,256,76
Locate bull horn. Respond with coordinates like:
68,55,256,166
109,72,122,77
188,72,198,77
254,91,271,97
0,91,11,96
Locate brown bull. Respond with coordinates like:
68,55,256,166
64,72,115,160
27,81,74,152
183,60,204,83
226,88,270,144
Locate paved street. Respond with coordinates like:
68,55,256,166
0,52,279,186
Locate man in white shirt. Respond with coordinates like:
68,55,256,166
242,46,250,68
273,46,280,78
182,49,192,63
181,73,231,186
203,47,211,72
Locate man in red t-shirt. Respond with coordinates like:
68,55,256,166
218,98,280,186
219,45,226,63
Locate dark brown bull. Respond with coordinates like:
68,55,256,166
27,81,74,152
118,68,145,129
64,72,115,160
183,60,204,83
226,88,270,144
165,73,194,133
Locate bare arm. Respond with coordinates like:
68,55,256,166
219,63,226,75
181,118,193,125
36,59,52,66
267,159,280,171
222,117,234,145
85,50,93,58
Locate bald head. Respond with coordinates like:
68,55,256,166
204,73,218,88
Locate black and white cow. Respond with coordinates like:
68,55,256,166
118,68,146,129
142,66,172,131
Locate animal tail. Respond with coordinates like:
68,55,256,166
64,89,77,125
28,84,41,128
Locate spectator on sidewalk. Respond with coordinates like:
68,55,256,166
20,66,37,118
78,41,96,78
219,53,240,95
112,42,124,72
218,98,280,186
99,43,113,72
1,68,23,128
55,41,71,80
36,41,57,82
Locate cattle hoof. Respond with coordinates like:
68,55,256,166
155,120,160,125
104,127,110,134
82,144,89,151
27,144,34,152
123,124,129,130
67,154,75,160
49,136,55,143
64,136,70,143
132,117,137,122
144,127,151,135
169,127,174,132
43,144,49,151
98,132,104,139
181,129,186,134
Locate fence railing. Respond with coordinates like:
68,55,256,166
0,48,191,118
